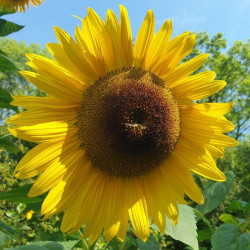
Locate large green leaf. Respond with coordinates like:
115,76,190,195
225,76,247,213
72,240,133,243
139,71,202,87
0,87,18,111
0,184,45,204
13,241,79,250
239,233,250,250
196,171,234,215
211,223,250,250
0,136,20,154
0,18,24,36
136,234,160,250
0,53,17,71
0,231,11,248
152,204,198,250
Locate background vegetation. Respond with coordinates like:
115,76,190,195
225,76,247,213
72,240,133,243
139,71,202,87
0,8,249,250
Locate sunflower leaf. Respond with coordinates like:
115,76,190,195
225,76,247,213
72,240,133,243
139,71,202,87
12,240,79,250
136,234,160,250
0,136,20,154
0,184,45,204
0,220,19,239
211,223,250,250
0,7,15,16
0,231,11,248
196,171,234,215
0,88,18,111
0,18,24,36
152,204,198,250
0,53,18,71
166,205,198,250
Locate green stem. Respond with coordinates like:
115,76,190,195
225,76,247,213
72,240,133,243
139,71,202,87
103,241,110,249
78,229,89,250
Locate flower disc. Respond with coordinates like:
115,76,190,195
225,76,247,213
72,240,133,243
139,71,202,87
78,68,180,178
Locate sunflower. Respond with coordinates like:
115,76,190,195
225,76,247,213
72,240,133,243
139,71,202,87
0,0,44,12
7,6,237,244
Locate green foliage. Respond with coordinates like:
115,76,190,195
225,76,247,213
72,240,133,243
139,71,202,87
136,234,160,250
11,240,79,250
0,53,17,71
0,135,20,155
211,224,250,250
196,171,234,215
0,88,18,111
165,205,198,250
0,6,15,17
0,184,45,204
0,19,24,37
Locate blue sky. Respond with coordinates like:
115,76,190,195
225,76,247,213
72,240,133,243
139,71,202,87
4,0,250,49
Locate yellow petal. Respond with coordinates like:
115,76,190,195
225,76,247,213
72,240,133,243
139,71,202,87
46,42,96,84
10,96,80,110
128,179,149,242
14,140,79,178
25,53,86,91
8,122,78,143
29,147,85,197
7,109,76,125
153,32,195,77
87,7,117,70
144,19,172,71
19,71,82,101
79,17,107,77
163,54,210,85
119,5,133,67
133,10,155,67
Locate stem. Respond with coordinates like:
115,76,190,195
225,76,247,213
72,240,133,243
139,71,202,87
78,229,89,250
103,241,110,249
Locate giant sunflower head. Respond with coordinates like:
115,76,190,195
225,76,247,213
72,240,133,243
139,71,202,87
7,6,237,244
0,0,44,12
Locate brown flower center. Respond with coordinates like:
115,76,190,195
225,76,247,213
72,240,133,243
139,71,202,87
77,67,180,178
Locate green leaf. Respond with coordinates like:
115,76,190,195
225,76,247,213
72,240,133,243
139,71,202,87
0,18,24,36
0,7,15,16
0,231,11,248
0,220,19,238
57,241,80,250
0,53,17,71
197,228,212,242
211,223,243,250
219,214,239,225
136,234,160,250
13,241,79,250
0,184,45,204
17,203,26,214
227,200,244,212
196,171,234,215
0,87,18,111
193,209,212,230
0,136,20,154
244,202,250,213
239,217,250,233
152,205,198,250
239,233,250,250
0,48,7,56
35,230,64,242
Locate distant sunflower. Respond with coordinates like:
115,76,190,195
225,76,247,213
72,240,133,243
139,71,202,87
0,0,44,12
7,6,237,244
